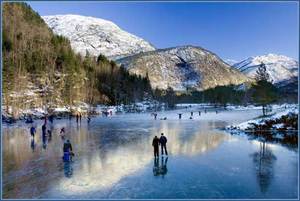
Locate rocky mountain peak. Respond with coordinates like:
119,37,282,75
42,14,155,60
117,46,250,91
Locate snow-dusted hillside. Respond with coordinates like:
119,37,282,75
42,15,155,59
117,46,250,91
233,54,298,83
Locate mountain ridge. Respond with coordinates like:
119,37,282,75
117,46,251,91
232,53,298,83
42,14,155,59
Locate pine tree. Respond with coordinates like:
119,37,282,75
255,63,270,82
252,62,278,116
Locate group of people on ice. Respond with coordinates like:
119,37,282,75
152,108,219,120
152,133,168,157
29,112,172,166
28,113,85,162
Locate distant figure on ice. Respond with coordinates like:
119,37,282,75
204,109,207,113
159,133,168,155
216,110,218,114
87,116,91,124
76,114,79,123
63,139,74,162
153,113,157,120
178,113,182,119
191,111,193,116
198,111,201,116
42,124,47,137
30,126,36,137
42,124,47,149
79,113,82,122
44,115,48,125
25,115,33,124
152,136,160,158
49,115,54,124
60,127,65,135
60,127,66,139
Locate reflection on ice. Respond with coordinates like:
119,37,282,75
2,109,298,199
153,157,168,177
57,120,226,196
64,161,74,178
251,141,277,193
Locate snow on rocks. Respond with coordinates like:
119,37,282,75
42,14,155,60
227,104,298,131
232,53,298,84
226,104,298,145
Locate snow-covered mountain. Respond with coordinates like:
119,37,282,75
224,59,238,66
233,54,298,83
42,14,155,59
117,46,250,91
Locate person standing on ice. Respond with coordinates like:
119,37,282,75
178,113,182,119
63,139,74,161
76,113,79,123
159,133,168,155
42,123,47,137
44,114,48,125
30,125,36,137
152,136,160,158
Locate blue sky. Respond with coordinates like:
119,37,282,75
28,1,299,61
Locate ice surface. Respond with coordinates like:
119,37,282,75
2,109,298,199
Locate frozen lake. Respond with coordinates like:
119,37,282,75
2,108,298,199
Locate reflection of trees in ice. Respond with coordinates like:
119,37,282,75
2,118,231,198
251,141,277,193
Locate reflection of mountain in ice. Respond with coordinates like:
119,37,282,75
2,109,298,199
55,121,226,197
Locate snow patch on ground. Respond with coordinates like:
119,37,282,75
227,104,298,130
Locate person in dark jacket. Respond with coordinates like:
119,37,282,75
30,126,36,137
42,124,47,137
63,139,74,161
63,140,73,153
49,115,54,123
159,133,168,155
152,136,160,158
178,113,182,119
76,114,79,123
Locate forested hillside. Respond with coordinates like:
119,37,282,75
2,3,152,118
